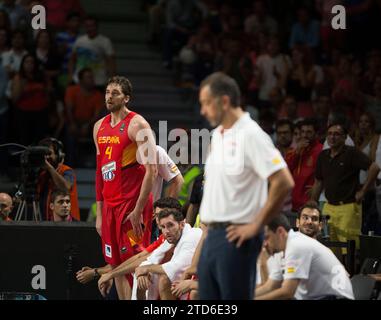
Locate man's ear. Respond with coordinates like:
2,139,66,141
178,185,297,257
296,219,300,228
125,95,130,105
49,203,54,211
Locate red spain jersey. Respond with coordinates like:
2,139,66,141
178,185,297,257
97,112,146,207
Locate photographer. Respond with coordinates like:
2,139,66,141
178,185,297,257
36,138,80,221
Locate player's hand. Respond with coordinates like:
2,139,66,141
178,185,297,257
226,222,260,248
123,208,144,239
137,275,151,290
76,266,93,284
171,280,192,297
135,266,148,278
181,266,196,280
98,274,113,297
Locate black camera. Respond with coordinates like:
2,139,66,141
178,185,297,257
19,146,51,201
20,146,51,170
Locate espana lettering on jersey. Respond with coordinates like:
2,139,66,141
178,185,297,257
98,136,121,144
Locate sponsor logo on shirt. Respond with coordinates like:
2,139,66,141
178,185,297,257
102,161,116,182
105,244,112,258
98,136,121,144
170,164,178,173
287,267,295,274
272,157,281,165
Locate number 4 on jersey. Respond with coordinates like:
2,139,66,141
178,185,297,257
105,146,113,159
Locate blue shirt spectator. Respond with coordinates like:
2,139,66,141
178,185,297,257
289,7,320,49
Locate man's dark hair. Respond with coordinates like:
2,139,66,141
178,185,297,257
107,76,133,99
300,117,318,132
200,72,241,107
327,119,348,135
276,118,294,132
51,189,70,203
157,208,184,223
153,197,182,211
267,214,291,233
297,202,322,222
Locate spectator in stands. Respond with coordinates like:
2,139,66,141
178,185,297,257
0,192,13,221
135,208,202,300
275,118,294,158
353,112,380,234
50,189,75,222
162,0,206,69
147,0,167,45
64,67,103,166
289,7,320,50
36,137,80,221
360,50,381,96
255,214,353,300
359,75,381,133
244,0,278,37
180,20,217,85
310,121,380,247
313,94,331,142
55,12,81,91
287,118,323,213
9,53,49,145
41,0,84,31
315,0,345,53
0,46,9,180
286,45,320,109
0,27,10,54
0,0,28,30
331,55,359,120
278,96,302,120
0,9,11,32
33,29,61,86
2,29,27,78
256,37,290,109
275,119,294,216
68,16,116,89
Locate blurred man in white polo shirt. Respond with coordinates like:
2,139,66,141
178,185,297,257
256,214,354,300
197,72,294,300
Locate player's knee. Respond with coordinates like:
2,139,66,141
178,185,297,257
189,289,199,300
158,274,171,292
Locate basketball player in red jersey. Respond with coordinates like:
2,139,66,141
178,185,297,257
93,76,157,299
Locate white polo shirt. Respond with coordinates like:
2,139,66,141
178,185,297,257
283,230,354,300
200,113,286,224
152,146,180,201
267,252,284,281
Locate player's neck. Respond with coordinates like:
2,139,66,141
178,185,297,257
110,107,130,127
221,107,244,129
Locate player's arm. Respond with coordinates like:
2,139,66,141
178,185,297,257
127,115,157,238
165,173,184,199
255,278,282,298
255,279,299,300
93,118,104,236
227,167,294,247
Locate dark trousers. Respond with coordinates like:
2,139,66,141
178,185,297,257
198,228,262,300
